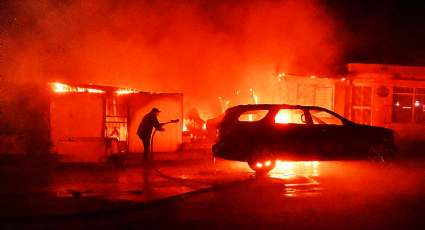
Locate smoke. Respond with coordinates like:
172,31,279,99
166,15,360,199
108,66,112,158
1,0,345,118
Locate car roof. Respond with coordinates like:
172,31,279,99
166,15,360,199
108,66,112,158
221,104,349,123
226,104,329,111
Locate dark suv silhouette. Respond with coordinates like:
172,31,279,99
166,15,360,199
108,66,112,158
212,104,396,174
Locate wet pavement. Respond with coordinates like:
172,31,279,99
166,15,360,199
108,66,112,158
2,146,425,229
0,149,249,219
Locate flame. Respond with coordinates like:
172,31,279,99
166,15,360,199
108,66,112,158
51,83,104,93
249,88,258,104
52,83,66,92
87,88,104,93
275,111,290,123
116,90,139,95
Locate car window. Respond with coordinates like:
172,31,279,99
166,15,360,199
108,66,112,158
238,110,268,122
309,109,343,125
275,109,306,124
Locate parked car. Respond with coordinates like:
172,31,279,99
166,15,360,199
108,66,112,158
212,104,396,174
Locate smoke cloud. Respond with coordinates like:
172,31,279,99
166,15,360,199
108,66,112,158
1,0,345,118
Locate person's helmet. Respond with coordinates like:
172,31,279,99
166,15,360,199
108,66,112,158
151,108,160,113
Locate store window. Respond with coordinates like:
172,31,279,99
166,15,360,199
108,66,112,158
392,87,425,123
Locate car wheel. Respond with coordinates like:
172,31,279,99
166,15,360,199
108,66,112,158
367,141,393,164
247,148,276,174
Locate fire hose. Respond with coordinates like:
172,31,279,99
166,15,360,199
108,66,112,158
149,128,218,187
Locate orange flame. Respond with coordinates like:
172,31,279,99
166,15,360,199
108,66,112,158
116,90,139,95
51,83,104,93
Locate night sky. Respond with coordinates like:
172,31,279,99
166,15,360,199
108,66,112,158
323,0,425,66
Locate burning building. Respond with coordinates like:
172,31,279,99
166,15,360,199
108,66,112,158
50,83,183,162
345,63,425,140
272,63,425,141
0,82,183,162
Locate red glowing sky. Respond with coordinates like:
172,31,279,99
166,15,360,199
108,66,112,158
1,0,424,118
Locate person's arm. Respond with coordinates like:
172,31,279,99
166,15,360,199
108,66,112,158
154,118,164,131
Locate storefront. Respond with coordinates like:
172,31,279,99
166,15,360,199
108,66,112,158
346,63,425,140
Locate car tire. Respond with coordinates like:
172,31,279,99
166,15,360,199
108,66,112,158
247,148,276,174
367,141,393,164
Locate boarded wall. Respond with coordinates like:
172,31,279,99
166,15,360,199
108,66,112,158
50,92,106,162
128,93,183,153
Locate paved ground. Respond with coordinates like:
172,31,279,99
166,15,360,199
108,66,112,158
1,143,425,229
0,147,253,219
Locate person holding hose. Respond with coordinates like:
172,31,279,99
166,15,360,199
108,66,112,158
137,108,164,163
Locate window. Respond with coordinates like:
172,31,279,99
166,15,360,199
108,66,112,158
296,85,334,111
353,86,372,106
238,110,268,122
352,86,371,125
310,110,343,126
392,87,425,123
275,109,306,124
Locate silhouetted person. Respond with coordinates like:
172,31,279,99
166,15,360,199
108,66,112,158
137,108,164,163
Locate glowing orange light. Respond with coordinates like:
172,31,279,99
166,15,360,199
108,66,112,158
52,83,67,92
275,112,290,123
270,161,320,179
116,90,138,95
415,101,420,106
87,88,104,93
51,83,104,93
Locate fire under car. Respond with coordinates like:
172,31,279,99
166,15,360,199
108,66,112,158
212,104,397,174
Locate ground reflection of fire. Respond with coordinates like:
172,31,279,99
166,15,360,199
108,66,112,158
269,161,321,197
270,161,320,178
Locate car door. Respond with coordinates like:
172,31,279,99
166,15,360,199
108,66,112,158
307,109,356,159
271,108,317,160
